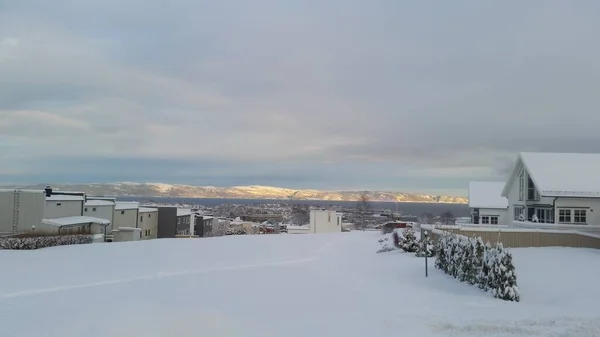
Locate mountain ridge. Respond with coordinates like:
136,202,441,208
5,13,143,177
1,182,468,204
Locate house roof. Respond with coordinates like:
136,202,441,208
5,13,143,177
177,208,192,216
85,200,115,207
468,181,508,209
138,207,158,213
47,194,85,201
502,152,600,198
115,201,139,210
42,216,110,227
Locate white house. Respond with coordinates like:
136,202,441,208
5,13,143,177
468,181,508,225
44,194,84,219
501,152,600,225
138,207,158,239
114,202,139,230
84,199,115,231
309,210,343,234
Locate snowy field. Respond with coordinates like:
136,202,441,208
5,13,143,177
0,232,599,336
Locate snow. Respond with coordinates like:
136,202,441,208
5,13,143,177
0,232,599,336
46,194,84,201
520,152,600,197
85,200,115,207
468,181,508,209
41,216,110,226
177,208,192,216
138,207,158,213
115,201,139,210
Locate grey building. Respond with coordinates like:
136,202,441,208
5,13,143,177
157,207,177,238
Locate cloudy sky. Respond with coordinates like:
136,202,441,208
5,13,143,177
1,1,600,196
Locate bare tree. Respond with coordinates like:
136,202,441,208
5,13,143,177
355,191,373,230
440,211,454,225
290,204,310,225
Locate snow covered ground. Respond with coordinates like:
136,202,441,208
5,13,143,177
0,231,599,336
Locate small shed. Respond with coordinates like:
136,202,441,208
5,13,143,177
40,216,111,235
112,227,142,242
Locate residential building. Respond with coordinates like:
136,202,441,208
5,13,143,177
176,209,192,235
114,202,139,231
309,210,343,234
0,189,45,233
138,207,158,239
468,181,509,225
44,194,85,219
157,207,177,238
501,152,600,225
84,199,115,231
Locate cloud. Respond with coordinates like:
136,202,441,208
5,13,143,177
1,0,600,194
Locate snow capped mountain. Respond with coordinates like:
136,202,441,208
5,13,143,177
1,182,468,203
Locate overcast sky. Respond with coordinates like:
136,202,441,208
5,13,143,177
1,1,600,196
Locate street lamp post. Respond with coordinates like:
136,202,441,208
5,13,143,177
424,230,429,277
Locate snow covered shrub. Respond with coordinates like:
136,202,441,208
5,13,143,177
376,235,398,253
392,231,401,248
433,232,520,302
399,228,419,253
0,235,93,250
415,233,435,257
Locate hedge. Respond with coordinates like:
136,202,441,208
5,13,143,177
434,231,520,302
0,235,93,250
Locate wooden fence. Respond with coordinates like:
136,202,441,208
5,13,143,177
424,227,600,249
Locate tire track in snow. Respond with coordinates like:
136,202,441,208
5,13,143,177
0,236,348,300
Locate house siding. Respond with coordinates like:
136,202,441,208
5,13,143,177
139,210,158,239
114,209,138,230
84,205,115,231
554,198,600,225
44,200,83,219
472,207,508,226
157,207,177,238
309,210,342,234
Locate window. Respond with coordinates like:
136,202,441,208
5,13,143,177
57,203,62,206
177,218,181,224
148,214,151,218
121,210,125,215
481,216,490,224
527,175,539,200
490,216,499,225
92,207,97,212
518,168,525,201
574,210,587,223
140,216,143,222
535,208,554,223
84,208,88,212
559,209,571,223
513,205,524,220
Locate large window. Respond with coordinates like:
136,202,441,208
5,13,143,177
480,216,499,225
518,169,525,201
535,208,554,223
574,209,587,223
513,205,525,220
558,209,572,223
527,176,539,200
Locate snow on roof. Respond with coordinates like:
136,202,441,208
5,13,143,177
115,202,139,210
85,200,115,207
42,216,110,227
47,194,84,201
468,181,508,209
177,208,192,216
521,152,600,197
0,189,44,193
139,207,158,213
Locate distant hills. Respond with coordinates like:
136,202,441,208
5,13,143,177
1,182,468,204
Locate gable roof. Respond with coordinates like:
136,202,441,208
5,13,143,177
468,181,508,209
502,152,600,198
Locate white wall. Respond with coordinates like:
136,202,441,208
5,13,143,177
114,208,138,231
472,207,508,226
138,210,158,239
309,210,342,234
554,198,600,226
44,200,83,219
84,205,114,228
